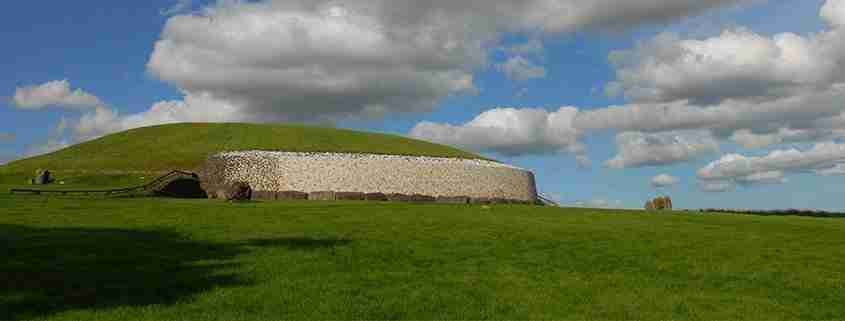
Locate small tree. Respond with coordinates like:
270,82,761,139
646,196,674,211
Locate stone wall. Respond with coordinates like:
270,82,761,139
200,151,537,202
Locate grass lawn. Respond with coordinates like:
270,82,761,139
2,193,845,320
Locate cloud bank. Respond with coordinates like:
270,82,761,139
66,0,749,137
413,0,845,186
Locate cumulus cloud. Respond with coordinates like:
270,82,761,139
699,180,735,192
735,170,787,185
651,174,680,188
414,0,845,169
815,163,845,176
0,154,16,165
573,198,624,209
606,24,845,105
16,0,756,156
586,0,845,148
498,56,547,81
505,39,544,55
575,85,845,136
140,0,749,124
409,107,582,156
13,80,104,110
0,133,14,143
72,92,253,140
606,130,719,168
24,118,72,157
161,0,192,16
730,128,832,149
698,142,845,185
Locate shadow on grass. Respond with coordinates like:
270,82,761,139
244,238,352,250
0,224,350,320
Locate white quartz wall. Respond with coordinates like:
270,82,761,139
201,151,537,202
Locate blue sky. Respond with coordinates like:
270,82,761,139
3,0,845,211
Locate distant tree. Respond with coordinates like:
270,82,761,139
646,196,673,211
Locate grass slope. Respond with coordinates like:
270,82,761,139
0,123,484,175
3,194,845,320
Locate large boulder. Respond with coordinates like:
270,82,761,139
33,169,52,185
216,182,252,201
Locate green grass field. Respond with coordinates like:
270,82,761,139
0,123,485,176
3,193,845,321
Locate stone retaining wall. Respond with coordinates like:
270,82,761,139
200,151,537,202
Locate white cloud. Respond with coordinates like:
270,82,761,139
575,154,592,168
574,85,845,135
409,107,582,156
0,154,17,165
572,198,624,209
606,24,845,105
822,0,845,26
651,174,680,188
699,180,735,192
498,56,547,81
505,39,544,55
15,0,757,159
815,163,845,176
735,170,787,185
729,128,832,149
161,0,192,16
13,80,104,110
698,142,845,184
0,133,14,143
606,130,719,168
413,0,845,170
25,118,72,157
142,0,750,123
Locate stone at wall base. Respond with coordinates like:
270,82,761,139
364,193,388,201
436,196,470,204
470,197,492,204
410,194,436,203
490,198,511,204
386,193,413,202
277,191,308,200
336,192,365,201
309,191,336,201
251,190,275,201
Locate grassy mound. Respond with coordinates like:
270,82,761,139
0,123,484,176
3,195,845,320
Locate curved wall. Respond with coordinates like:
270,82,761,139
201,151,537,202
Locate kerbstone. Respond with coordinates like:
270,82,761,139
309,191,336,201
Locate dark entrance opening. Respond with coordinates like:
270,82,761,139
155,178,208,199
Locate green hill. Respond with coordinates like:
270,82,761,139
1,123,484,175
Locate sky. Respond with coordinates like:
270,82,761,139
3,0,845,211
